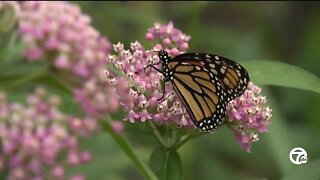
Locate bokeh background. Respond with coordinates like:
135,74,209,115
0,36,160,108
2,1,320,180
77,1,320,179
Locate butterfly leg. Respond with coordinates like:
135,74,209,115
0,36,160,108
157,76,170,102
144,62,161,73
143,63,169,102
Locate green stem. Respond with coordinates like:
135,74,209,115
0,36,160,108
173,131,205,150
48,71,73,94
148,121,170,149
1,31,24,66
169,129,177,146
174,122,230,149
3,69,47,90
8,30,17,48
102,116,157,180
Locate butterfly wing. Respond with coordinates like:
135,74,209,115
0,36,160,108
168,61,227,132
172,53,250,102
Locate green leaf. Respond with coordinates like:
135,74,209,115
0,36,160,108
0,61,46,77
0,60,47,90
0,42,25,65
0,69,47,90
65,132,145,180
101,118,157,180
282,159,320,180
0,170,8,180
263,90,293,175
242,60,320,94
149,147,182,180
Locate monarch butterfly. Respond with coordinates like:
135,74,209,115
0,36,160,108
146,50,250,132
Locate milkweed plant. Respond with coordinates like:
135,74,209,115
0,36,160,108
11,1,320,180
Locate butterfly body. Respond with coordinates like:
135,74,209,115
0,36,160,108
155,50,250,132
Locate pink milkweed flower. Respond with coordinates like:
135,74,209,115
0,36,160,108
226,82,272,152
0,87,97,179
18,1,111,78
73,66,121,118
105,22,194,129
105,22,272,153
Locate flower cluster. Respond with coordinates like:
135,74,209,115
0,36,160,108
107,22,272,152
146,21,190,56
73,66,120,118
18,1,111,78
226,82,272,152
105,22,194,128
16,1,120,119
0,88,97,179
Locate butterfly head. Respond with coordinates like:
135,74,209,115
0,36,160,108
158,50,171,64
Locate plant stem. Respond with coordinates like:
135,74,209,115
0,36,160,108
174,131,206,150
169,128,178,147
48,71,73,94
8,31,17,48
102,116,157,180
3,69,47,90
148,121,170,149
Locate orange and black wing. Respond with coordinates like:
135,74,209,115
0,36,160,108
168,62,227,132
172,53,250,103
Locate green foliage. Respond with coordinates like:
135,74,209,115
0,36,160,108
149,148,182,180
101,118,157,180
243,60,320,93
282,159,320,180
1,1,320,180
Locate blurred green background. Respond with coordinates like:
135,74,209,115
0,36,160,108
3,1,320,180
70,2,320,180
